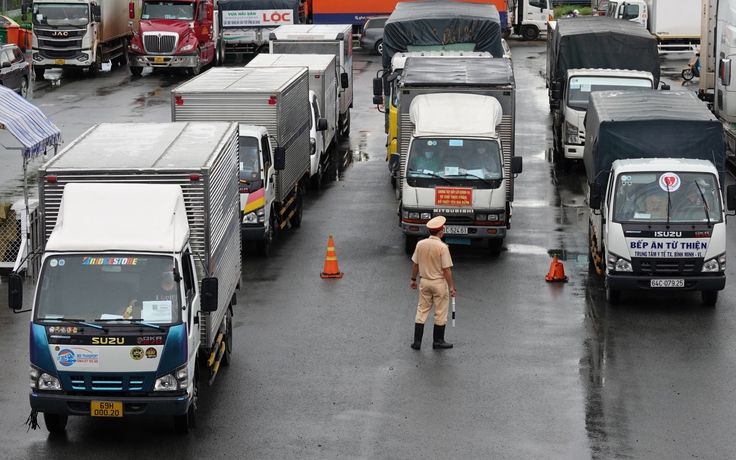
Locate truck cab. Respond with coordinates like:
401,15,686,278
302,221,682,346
513,0,554,41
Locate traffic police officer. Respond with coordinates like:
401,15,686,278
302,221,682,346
409,216,456,350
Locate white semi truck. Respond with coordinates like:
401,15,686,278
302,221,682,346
400,92,522,256
171,66,313,256
7,122,242,434
23,0,139,78
585,90,734,305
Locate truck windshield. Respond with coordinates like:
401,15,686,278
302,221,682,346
32,3,89,27
35,255,182,325
407,138,502,179
142,2,194,20
239,136,261,180
612,172,722,224
567,76,652,110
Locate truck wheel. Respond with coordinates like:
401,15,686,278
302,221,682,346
43,413,68,434
88,48,101,77
255,214,274,257
130,66,143,76
173,365,198,434
117,41,129,66
34,67,45,80
405,235,418,255
310,167,322,191
521,25,539,41
702,290,718,306
221,313,233,366
488,238,503,256
682,68,694,81
605,278,621,305
20,76,28,98
188,57,201,76
291,189,304,227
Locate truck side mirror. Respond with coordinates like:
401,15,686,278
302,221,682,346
373,95,384,105
317,117,327,131
510,156,523,175
200,277,218,312
551,81,562,100
727,185,736,211
373,77,383,97
660,83,670,90
341,72,349,89
589,183,602,209
21,3,28,16
8,272,23,311
274,146,286,171
128,1,135,19
720,58,731,86
93,4,101,22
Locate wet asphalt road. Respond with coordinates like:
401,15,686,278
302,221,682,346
1,40,736,459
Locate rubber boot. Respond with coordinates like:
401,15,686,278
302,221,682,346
410,323,424,350
432,324,453,349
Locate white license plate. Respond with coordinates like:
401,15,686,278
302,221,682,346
443,226,467,235
651,279,684,288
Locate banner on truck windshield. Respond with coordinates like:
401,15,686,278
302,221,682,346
223,9,294,27
627,238,709,258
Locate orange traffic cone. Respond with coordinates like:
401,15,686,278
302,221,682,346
320,235,343,279
545,255,568,282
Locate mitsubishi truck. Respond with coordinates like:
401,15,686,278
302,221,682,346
607,0,700,53
171,67,312,256
128,0,224,76
546,17,660,111
268,24,352,137
23,0,139,78
220,0,306,55
551,68,657,171
400,92,522,256
7,122,242,434
585,90,735,305
247,53,337,189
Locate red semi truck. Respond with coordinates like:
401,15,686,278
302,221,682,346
128,0,225,76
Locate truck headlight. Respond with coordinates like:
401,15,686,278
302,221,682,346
31,365,61,391
607,253,632,272
565,121,579,144
243,211,259,224
310,138,316,156
180,44,195,52
130,43,142,51
702,254,726,272
154,365,188,391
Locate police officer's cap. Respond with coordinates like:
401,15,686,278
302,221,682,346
427,216,446,231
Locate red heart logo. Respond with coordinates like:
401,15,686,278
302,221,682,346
664,176,676,187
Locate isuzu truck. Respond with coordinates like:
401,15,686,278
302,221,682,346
8,122,242,434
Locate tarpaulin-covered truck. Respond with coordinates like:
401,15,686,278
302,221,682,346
546,17,660,111
9,122,242,434
219,0,306,55
382,1,505,69
585,90,735,306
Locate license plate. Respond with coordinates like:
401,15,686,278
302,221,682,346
443,226,467,235
650,279,684,288
153,57,165,63
54,59,65,65
91,401,123,417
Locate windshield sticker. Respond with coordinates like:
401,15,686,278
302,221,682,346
50,259,58,268
56,347,99,368
145,347,158,359
659,172,681,192
449,140,464,146
142,301,173,323
82,257,138,266
426,140,437,146
628,238,708,258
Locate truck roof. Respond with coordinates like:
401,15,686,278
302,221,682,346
611,158,720,173
566,68,655,80
173,66,307,94
46,183,190,253
41,122,237,171
402,57,514,87
246,53,336,75
269,24,352,40
219,0,302,11
391,51,491,71
410,93,502,138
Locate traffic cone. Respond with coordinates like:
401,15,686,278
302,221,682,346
545,255,568,282
320,235,343,279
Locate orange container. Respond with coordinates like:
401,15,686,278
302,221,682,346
4,24,19,47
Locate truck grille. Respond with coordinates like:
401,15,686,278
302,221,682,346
143,33,178,54
69,374,146,391
635,258,698,275
443,215,475,225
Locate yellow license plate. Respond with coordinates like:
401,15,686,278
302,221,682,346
153,57,164,63
54,59,65,65
91,401,123,417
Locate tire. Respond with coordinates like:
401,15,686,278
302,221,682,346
173,365,198,434
562,158,573,173
219,40,227,65
682,68,694,81
588,223,597,274
291,189,303,228
390,173,397,189
405,235,418,255
34,67,45,80
221,312,233,366
521,25,539,41
255,210,274,257
310,168,322,191
488,238,503,256
20,76,28,98
130,66,143,76
88,48,101,77
375,40,383,55
605,277,621,305
395,178,402,200
702,290,718,306
118,42,129,66
44,413,68,434
188,56,201,76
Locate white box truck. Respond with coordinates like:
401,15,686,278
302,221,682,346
171,66,311,256
585,90,735,305
608,0,700,53
247,53,338,188
269,24,353,137
8,122,242,434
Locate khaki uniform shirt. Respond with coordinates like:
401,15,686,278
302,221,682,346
411,236,453,280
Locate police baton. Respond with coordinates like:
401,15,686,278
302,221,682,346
451,296,456,327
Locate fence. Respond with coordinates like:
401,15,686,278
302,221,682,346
0,199,41,277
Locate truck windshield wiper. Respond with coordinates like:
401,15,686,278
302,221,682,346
43,317,108,332
94,317,163,330
694,181,712,227
407,168,454,184
451,172,501,187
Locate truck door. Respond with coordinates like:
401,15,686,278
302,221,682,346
262,135,276,221
311,93,324,156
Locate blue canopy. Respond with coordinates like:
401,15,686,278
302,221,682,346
0,85,61,158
